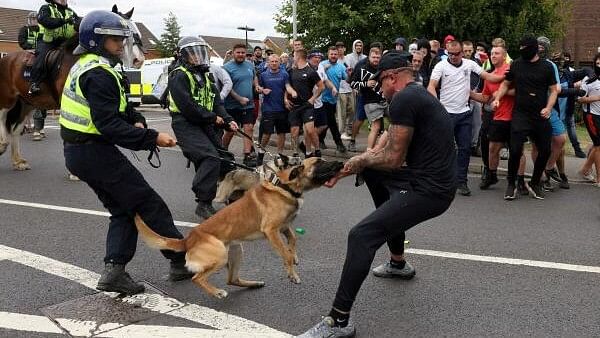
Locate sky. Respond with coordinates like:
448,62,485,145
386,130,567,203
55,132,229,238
2,0,285,39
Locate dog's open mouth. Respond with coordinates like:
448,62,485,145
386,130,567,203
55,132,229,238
311,160,344,184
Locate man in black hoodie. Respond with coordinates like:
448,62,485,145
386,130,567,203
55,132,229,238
350,46,386,151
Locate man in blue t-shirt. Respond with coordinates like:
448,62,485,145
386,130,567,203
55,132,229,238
319,46,348,153
223,43,259,167
256,54,295,164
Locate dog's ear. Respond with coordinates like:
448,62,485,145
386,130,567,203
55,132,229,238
288,165,304,181
112,4,118,13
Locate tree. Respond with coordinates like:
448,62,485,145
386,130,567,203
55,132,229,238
157,12,182,57
274,0,570,54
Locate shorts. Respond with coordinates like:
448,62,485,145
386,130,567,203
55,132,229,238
356,95,367,121
549,109,566,136
364,102,387,123
584,112,600,146
313,106,327,127
261,112,290,134
487,120,511,143
227,108,255,126
288,102,315,127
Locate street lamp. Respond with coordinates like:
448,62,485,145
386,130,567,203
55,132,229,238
237,25,255,49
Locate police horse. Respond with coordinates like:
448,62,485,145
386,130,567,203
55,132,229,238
0,5,145,170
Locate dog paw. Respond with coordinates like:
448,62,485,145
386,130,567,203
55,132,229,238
288,274,301,284
214,289,228,299
12,160,31,171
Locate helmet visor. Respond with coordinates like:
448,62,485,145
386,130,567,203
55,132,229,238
94,26,131,37
181,45,210,66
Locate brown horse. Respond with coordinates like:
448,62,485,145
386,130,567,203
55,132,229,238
0,5,144,170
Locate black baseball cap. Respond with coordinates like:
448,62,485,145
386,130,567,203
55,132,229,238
371,51,410,80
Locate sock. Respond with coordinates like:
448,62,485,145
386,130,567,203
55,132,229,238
328,308,349,328
389,257,406,269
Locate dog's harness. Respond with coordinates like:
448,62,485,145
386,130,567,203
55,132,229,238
263,168,302,199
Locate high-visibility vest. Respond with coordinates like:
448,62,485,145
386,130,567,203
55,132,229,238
59,54,127,135
38,4,76,43
26,27,39,49
168,66,215,113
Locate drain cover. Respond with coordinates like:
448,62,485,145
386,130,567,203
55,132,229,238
40,281,184,337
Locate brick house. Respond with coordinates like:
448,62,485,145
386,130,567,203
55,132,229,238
560,0,600,66
0,6,160,59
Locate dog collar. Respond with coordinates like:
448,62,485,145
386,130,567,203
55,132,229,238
277,182,303,198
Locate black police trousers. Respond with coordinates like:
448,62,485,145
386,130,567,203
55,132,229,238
64,142,187,265
332,168,454,312
171,114,221,203
31,40,57,83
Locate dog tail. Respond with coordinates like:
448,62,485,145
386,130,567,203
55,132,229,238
134,214,186,252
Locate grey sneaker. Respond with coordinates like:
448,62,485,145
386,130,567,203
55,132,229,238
297,316,356,338
347,141,357,152
372,261,415,279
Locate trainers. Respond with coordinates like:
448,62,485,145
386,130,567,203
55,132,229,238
500,148,509,160
517,180,528,196
168,260,194,281
574,148,587,159
297,316,356,338
504,183,517,200
545,168,561,183
319,141,327,150
372,261,415,279
314,149,322,158
298,141,307,154
559,173,570,189
195,201,216,219
336,143,347,153
40,129,46,138
97,263,145,295
542,179,554,192
243,154,257,168
32,131,42,141
347,140,357,152
527,182,545,200
578,170,596,183
457,182,471,196
340,133,351,141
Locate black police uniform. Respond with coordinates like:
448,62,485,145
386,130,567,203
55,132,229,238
62,66,188,267
168,65,235,208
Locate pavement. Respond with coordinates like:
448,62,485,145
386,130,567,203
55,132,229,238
1,107,600,337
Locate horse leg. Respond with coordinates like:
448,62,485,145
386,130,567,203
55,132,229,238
0,108,9,156
10,120,30,171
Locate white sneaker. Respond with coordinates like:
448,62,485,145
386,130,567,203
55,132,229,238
340,133,351,141
578,171,596,183
32,132,42,141
40,129,46,138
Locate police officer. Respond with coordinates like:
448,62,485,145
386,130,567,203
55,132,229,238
60,10,193,295
30,0,79,94
168,36,239,219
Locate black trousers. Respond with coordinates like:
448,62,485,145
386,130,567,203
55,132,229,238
64,142,186,265
507,119,552,185
319,102,343,146
31,40,56,83
171,114,220,203
332,169,454,312
480,108,493,168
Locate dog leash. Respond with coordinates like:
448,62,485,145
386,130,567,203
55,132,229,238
129,147,162,168
175,141,256,172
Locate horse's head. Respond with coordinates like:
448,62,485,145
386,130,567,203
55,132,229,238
112,5,145,69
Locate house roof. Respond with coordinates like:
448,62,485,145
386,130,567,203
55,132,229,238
201,35,263,58
0,6,158,50
265,36,289,51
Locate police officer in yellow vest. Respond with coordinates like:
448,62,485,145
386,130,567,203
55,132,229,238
18,12,40,51
29,0,79,94
169,36,239,219
61,10,193,295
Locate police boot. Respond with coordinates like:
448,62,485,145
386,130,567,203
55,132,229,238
195,201,217,219
168,260,195,281
96,262,145,295
28,82,41,95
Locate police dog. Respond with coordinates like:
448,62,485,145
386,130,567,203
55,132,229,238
135,157,343,298
214,154,299,204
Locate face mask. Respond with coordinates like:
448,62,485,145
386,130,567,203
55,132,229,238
594,65,600,76
520,45,537,61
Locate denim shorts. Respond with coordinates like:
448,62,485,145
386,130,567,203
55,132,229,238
549,109,566,136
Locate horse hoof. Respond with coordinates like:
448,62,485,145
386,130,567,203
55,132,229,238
213,289,228,299
0,143,8,155
13,160,31,171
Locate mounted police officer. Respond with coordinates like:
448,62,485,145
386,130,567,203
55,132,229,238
168,36,239,219
29,0,80,95
60,10,193,295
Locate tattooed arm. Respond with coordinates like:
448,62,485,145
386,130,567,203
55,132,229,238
344,124,414,173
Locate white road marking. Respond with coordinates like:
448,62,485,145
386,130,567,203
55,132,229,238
0,312,63,334
0,244,291,337
1,198,600,275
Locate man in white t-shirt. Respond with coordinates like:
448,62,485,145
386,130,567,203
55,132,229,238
428,40,503,196
577,58,600,186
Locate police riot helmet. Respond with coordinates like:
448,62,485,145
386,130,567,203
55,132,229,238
178,36,211,72
27,12,37,26
75,10,131,64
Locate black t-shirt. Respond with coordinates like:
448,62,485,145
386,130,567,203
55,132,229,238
289,65,321,105
388,82,456,199
505,57,557,123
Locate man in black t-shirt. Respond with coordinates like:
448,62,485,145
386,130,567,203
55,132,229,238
298,52,456,338
286,48,324,156
494,35,558,200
